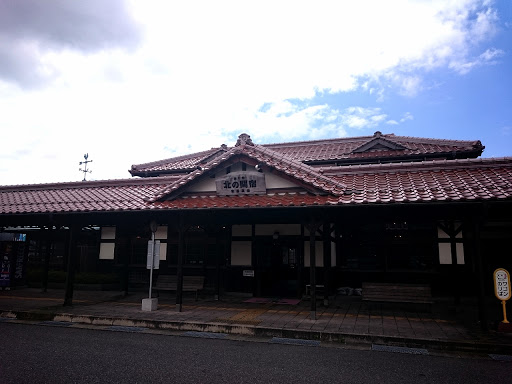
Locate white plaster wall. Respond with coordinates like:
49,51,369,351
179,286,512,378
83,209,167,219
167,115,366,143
265,172,297,189
184,161,301,193
230,163,246,172
231,241,252,265
187,177,216,193
438,243,451,264
232,225,252,236
101,227,116,239
304,241,324,267
438,243,464,264
303,241,337,267
255,224,301,236
304,225,323,236
456,243,465,264
159,243,167,261
99,243,115,260
155,226,168,239
437,224,463,239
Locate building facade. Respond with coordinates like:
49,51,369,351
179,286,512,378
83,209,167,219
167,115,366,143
1,132,511,322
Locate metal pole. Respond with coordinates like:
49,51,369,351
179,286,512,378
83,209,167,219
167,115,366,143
149,231,155,299
64,226,78,307
502,301,509,324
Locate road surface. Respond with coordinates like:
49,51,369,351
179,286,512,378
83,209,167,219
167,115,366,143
1,322,506,383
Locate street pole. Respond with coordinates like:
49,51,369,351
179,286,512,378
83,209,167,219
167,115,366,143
142,220,158,311
149,230,155,299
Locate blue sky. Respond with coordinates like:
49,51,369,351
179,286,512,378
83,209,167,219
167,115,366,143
0,0,511,185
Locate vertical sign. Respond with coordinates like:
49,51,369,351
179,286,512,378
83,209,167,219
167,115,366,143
0,243,12,289
494,268,511,301
15,242,26,281
494,268,511,324
147,240,160,270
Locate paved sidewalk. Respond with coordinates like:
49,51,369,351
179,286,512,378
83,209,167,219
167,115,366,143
2,288,512,354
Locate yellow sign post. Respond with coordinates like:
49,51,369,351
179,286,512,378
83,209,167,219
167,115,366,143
494,268,511,324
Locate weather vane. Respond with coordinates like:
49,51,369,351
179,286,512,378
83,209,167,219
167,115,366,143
79,153,93,181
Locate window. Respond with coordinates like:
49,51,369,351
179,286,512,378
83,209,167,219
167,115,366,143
281,246,296,267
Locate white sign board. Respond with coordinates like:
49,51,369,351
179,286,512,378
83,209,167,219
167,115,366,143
147,240,160,270
494,268,511,301
243,270,254,277
215,171,266,196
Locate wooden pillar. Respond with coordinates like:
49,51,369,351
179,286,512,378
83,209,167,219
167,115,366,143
176,215,185,312
335,224,342,276
214,225,222,301
64,225,79,306
473,218,488,331
41,227,52,293
449,221,462,306
297,225,304,299
122,235,130,296
307,221,320,320
202,225,208,281
252,224,261,297
323,222,331,307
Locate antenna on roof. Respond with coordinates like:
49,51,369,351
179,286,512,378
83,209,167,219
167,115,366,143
79,153,93,181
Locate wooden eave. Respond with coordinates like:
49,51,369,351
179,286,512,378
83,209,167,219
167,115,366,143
304,147,484,167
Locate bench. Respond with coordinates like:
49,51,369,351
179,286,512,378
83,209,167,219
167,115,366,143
154,275,205,301
305,284,325,296
362,282,432,307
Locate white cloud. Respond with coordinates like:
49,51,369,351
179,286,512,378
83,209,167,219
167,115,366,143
399,76,423,97
340,107,388,130
0,0,504,185
450,47,504,74
0,0,141,88
400,112,414,123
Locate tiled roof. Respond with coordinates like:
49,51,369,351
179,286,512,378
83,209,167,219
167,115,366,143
1,158,511,215
265,133,483,163
151,158,512,208
149,141,347,202
327,158,512,204
0,176,179,215
130,132,484,175
129,147,226,176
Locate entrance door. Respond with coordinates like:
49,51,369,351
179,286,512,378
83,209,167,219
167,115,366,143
257,238,298,297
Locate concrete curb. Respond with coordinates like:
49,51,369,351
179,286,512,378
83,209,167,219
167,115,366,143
3,309,512,355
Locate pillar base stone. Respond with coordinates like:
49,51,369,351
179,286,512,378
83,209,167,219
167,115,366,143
142,298,158,311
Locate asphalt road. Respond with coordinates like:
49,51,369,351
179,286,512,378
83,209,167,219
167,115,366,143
1,322,506,384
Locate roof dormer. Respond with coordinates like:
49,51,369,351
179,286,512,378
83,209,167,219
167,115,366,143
351,131,407,153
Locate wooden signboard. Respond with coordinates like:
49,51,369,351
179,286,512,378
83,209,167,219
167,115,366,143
215,172,266,196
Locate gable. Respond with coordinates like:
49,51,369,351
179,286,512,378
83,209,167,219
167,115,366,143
174,160,304,196
352,133,407,153
149,134,347,202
